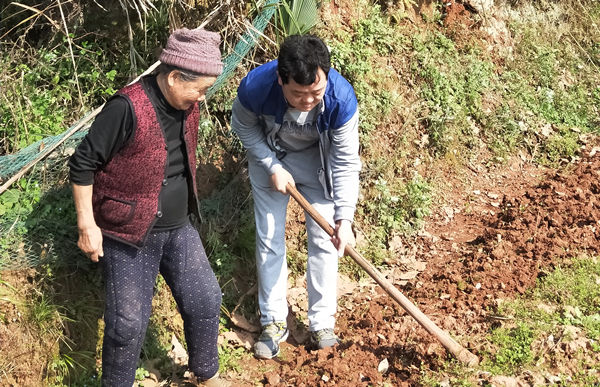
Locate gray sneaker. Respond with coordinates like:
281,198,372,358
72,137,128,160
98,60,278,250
254,322,289,359
310,328,340,349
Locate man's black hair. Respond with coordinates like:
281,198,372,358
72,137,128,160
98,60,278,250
277,34,330,85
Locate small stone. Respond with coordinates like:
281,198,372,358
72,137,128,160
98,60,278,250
465,0,494,13
537,303,556,314
490,376,520,387
378,358,389,374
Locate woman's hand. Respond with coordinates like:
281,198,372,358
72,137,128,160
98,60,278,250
78,224,104,262
72,184,103,262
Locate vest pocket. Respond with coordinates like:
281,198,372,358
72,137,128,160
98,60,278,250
99,196,137,226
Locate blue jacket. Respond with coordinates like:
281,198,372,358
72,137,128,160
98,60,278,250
238,60,358,135
232,60,361,221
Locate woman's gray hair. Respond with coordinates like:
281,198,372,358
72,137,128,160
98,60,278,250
156,63,205,82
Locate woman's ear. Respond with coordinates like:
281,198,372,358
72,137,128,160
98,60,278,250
167,70,180,87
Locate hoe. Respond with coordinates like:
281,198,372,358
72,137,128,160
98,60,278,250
287,183,479,366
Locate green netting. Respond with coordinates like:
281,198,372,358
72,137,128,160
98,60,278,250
206,0,277,100
0,113,95,180
0,0,278,271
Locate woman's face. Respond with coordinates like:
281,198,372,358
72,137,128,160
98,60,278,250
164,71,217,110
278,68,327,112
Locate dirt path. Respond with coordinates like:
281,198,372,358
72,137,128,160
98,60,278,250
216,150,600,386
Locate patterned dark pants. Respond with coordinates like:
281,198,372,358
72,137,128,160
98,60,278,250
100,220,221,387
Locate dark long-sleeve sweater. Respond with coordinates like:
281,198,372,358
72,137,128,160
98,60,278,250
69,75,191,230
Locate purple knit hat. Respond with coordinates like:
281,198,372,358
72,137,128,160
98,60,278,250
160,28,223,77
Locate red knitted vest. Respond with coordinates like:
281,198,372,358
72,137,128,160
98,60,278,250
92,80,200,247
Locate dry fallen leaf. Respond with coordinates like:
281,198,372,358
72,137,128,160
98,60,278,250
139,379,158,387
231,312,260,333
490,375,520,387
220,330,255,350
541,123,553,137
388,235,404,252
398,270,420,280
443,207,455,219
337,273,357,297
168,334,188,366
590,146,600,157
413,261,427,271
265,371,281,385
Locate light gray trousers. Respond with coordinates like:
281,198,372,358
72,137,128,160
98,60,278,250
248,144,339,331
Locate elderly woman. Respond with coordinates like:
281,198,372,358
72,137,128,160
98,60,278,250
69,29,230,387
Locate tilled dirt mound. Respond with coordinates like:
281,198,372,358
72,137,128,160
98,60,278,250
227,152,600,386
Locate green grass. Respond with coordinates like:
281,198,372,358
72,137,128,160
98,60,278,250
418,255,600,386
533,258,600,333
218,342,250,375
483,18,600,164
328,0,403,137
0,42,118,153
412,32,494,156
487,256,600,376
486,322,535,374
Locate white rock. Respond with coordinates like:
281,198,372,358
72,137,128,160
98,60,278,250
378,358,389,374
467,0,494,13
541,123,553,137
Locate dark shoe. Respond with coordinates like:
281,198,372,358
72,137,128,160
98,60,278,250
310,328,340,349
254,321,289,359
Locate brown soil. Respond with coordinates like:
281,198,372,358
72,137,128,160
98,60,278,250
3,2,600,386
444,1,472,28
219,150,600,386
4,150,599,386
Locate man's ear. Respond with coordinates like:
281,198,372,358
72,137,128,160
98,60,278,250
277,71,283,87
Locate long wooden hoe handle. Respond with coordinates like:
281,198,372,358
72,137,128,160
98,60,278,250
286,183,479,366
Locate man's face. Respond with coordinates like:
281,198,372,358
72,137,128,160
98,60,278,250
166,72,217,111
278,68,327,112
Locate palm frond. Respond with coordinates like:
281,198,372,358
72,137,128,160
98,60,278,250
279,0,319,36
